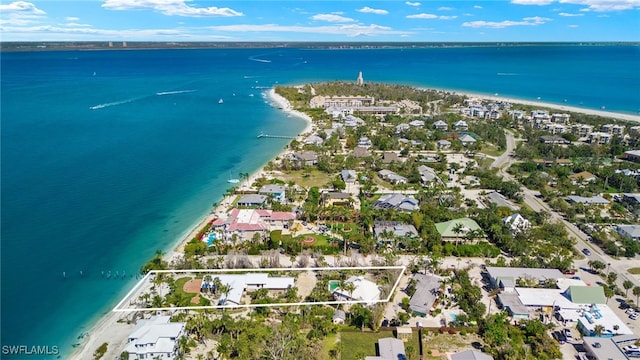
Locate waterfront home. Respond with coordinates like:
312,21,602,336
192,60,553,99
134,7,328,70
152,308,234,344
373,194,419,212
304,134,324,146
122,316,186,360
292,151,318,166
552,113,571,123
333,276,380,305
571,124,594,137
309,95,375,109
237,194,268,208
259,184,286,203
378,169,407,184
201,273,295,306
601,124,626,136
435,218,484,243
588,132,612,145
218,209,296,242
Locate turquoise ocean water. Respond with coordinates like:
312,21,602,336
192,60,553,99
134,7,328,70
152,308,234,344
1,45,639,358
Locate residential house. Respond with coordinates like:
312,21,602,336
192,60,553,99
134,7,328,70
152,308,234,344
395,123,410,134
621,193,640,206
382,152,402,164
566,195,610,205
533,158,572,166
571,124,594,137
358,137,373,148
332,309,346,324
435,218,485,242
437,139,452,149
122,316,186,360
450,350,494,360
486,191,519,211
333,276,381,305
624,150,640,162
259,184,286,203
352,146,371,158
304,134,324,146
292,151,318,166
454,120,468,131
459,134,477,147
237,194,268,208
540,135,570,145
365,338,406,360
433,120,448,131
409,120,425,127
569,171,597,185
589,132,612,145
309,95,375,108
409,273,442,316
552,113,571,124
502,213,531,235
216,209,296,242
341,169,357,183
601,124,625,136
418,165,442,186
373,221,419,243
373,194,419,212
583,335,640,360
378,170,407,184
201,273,295,306
617,224,640,240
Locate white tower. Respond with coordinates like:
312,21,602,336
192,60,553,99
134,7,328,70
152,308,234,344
356,71,364,85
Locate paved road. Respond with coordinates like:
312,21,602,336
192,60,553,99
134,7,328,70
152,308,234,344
496,130,640,291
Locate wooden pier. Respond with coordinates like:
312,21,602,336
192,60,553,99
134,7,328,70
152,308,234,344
257,133,296,139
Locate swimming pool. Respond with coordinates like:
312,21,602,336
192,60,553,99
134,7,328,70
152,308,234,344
328,280,340,292
207,233,217,246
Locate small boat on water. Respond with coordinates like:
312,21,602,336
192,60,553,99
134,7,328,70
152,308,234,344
218,98,224,104
227,171,239,184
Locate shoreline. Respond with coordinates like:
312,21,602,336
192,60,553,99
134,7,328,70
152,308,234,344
69,87,312,360
426,87,640,122
69,83,634,359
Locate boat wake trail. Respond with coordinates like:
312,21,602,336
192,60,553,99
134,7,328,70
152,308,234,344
248,56,272,63
155,90,196,96
497,72,519,76
89,98,137,110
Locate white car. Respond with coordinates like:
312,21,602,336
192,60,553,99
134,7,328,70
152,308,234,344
626,308,636,314
630,313,639,320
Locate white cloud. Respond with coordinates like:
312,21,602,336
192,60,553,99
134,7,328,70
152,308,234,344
311,14,355,22
407,13,457,19
406,1,421,6
206,23,411,38
101,0,244,17
438,6,454,10
559,0,640,11
0,1,45,14
558,12,584,15
463,16,551,28
474,5,483,8
511,0,555,4
568,24,579,27
0,1,45,26
65,16,80,21
406,13,438,19
358,6,389,15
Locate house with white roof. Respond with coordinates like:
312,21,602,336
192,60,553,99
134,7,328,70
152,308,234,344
333,276,381,305
437,139,452,149
502,213,531,235
122,316,186,360
212,209,295,242
418,165,443,187
378,170,407,184
617,224,640,240
200,273,295,306
433,120,448,131
259,184,287,203
373,221,419,243
365,338,406,360
237,194,268,208
341,169,357,183
454,120,468,131
304,134,324,146
395,123,410,134
358,137,373,148
459,134,477,146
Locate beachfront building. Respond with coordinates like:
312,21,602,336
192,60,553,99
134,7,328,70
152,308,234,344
236,194,268,208
122,316,186,360
291,151,318,166
200,273,295,306
588,132,612,145
212,209,296,243
309,95,375,109
333,276,381,305
435,218,485,243
258,184,286,203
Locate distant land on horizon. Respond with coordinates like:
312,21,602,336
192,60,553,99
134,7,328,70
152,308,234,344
1,41,639,51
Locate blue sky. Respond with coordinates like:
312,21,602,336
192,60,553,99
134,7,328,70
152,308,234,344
1,0,638,42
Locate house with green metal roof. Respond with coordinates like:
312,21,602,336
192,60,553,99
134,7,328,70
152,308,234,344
563,285,606,304
435,218,485,243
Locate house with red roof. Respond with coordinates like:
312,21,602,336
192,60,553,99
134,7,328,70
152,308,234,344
215,209,296,242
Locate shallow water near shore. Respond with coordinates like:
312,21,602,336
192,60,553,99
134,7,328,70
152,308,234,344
1,45,639,357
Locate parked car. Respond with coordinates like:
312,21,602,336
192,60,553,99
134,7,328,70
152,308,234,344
626,308,636,315
553,331,566,344
563,328,574,341
582,248,591,256
630,313,639,320
564,269,576,275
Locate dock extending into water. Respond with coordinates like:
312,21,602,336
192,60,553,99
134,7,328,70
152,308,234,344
257,133,296,139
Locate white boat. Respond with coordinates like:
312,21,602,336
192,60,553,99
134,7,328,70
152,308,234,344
227,178,240,184
218,98,224,104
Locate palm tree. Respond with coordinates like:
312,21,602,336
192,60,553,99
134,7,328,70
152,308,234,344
623,280,634,297
593,324,605,336
341,281,357,300
633,286,640,305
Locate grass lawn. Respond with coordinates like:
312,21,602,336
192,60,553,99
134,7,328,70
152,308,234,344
295,233,330,247
628,267,640,275
339,330,484,360
279,169,333,189
480,144,505,157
